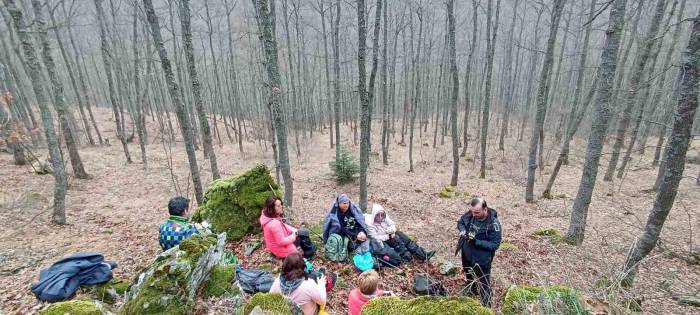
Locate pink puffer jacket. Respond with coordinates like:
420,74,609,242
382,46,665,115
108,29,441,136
260,213,298,258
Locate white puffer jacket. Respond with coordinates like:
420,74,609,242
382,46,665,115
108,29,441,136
364,204,396,242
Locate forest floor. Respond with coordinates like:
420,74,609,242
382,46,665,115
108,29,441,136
0,108,698,314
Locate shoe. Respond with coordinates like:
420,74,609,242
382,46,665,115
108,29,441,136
424,250,436,262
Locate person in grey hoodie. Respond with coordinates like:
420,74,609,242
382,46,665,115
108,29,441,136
365,203,435,262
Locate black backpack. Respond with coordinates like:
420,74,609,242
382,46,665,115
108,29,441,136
413,274,447,296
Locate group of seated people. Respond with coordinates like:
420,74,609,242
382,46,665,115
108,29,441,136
157,193,501,314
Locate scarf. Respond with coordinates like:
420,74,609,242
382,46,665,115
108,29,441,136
279,275,304,295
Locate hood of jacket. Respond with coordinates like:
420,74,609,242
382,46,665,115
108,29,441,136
322,197,368,242
279,275,304,295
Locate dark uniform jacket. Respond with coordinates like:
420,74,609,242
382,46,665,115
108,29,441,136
455,209,502,266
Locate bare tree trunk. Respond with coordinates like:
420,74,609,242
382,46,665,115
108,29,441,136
333,0,341,158
518,6,544,142
447,0,459,186
498,0,520,151
95,0,132,163
461,0,478,157
33,0,89,179
567,0,628,245
408,8,423,173
143,0,203,204
47,4,94,147
380,0,390,165
253,0,294,208
524,0,566,202
182,0,220,180
6,0,67,224
623,7,700,283
479,0,501,178
604,0,668,181
131,4,147,167
542,0,597,198
358,0,382,212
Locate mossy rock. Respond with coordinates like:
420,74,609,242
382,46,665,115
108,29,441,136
193,165,282,241
243,293,303,315
361,296,493,315
498,242,518,251
531,228,562,242
120,234,226,315
501,285,587,315
39,300,108,315
203,264,237,298
90,277,130,304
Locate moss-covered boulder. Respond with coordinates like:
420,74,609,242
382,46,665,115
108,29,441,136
361,296,493,315
193,165,282,240
203,263,238,298
243,293,303,315
120,234,227,315
86,277,130,304
39,300,109,315
501,285,587,315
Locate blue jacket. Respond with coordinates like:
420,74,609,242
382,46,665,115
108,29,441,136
322,199,368,243
31,252,113,302
455,209,502,266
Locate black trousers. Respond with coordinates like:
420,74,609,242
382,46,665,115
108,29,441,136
461,253,492,306
385,231,428,261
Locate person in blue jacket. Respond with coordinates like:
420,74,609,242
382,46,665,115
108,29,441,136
455,197,502,307
322,194,369,250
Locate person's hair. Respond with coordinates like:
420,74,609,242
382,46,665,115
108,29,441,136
470,197,487,209
357,270,380,295
281,252,307,281
168,197,190,216
263,196,282,218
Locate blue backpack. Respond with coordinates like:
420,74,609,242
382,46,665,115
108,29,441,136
353,252,375,272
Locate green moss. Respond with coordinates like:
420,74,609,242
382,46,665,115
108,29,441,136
39,300,104,315
203,264,237,298
93,277,130,304
531,228,562,242
498,242,518,251
243,293,299,315
444,186,455,193
438,190,452,198
361,296,493,315
120,235,219,315
414,188,423,193
501,285,587,315
193,165,282,241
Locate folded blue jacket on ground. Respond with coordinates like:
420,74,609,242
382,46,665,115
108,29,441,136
31,252,113,302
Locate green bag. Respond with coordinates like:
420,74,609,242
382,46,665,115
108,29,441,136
324,234,349,262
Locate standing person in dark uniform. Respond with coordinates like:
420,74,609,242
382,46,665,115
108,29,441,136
455,197,502,307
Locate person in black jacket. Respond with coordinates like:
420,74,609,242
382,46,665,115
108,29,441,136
455,197,502,307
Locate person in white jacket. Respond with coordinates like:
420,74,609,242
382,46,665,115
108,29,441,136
364,204,435,262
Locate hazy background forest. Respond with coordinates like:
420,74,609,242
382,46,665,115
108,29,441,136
0,0,699,313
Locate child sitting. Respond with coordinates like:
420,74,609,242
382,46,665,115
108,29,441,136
158,197,206,250
347,270,391,315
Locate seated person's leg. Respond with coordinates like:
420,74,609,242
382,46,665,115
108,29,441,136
395,231,433,261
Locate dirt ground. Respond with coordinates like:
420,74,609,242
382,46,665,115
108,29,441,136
1,108,698,314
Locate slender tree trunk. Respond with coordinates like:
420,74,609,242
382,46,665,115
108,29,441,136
333,0,341,157
623,8,700,283
543,0,597,198
461,0,478,157
253,0,294,208
143,0,203,204
498,0,520,151
182,0,220,179
524,0,566,202
479,0,501,178
408,8,423,173
131,5,147,167
95,0,132,163
33,0,89,179
447,0,459,186
358,0,382,212
518,7,544,142
6,0,67,224
604,0,667,181
567,0,628,245
380,0,390,165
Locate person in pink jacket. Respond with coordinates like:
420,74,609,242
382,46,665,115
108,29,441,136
270,252,327,315
260,196,300,258
347,270,391,315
